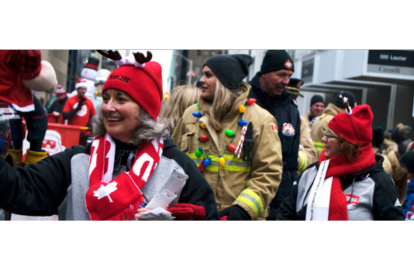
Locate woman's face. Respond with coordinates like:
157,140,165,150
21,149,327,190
322,128,341,159
101,89,141,143
199,66,217,101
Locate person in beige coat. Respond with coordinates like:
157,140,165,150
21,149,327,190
372,126,407,202
172,54,283,220
304,94,325,129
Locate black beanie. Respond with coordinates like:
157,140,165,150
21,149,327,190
400,151,414,174
372,126,384,148
260,50,294,74
334,91,356,108
310,95,324,107
204,54,253,90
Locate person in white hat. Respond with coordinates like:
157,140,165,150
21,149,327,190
47,84,68,123
62,79,96,145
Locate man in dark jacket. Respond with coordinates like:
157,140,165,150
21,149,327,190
248,50,301,220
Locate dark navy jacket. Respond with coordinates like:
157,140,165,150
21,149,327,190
248,72,301,219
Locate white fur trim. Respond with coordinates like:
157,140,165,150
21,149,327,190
114,56,146,68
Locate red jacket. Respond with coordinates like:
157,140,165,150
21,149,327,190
0,50,42,112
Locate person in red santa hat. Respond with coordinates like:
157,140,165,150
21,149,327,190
0,50,57,167
0,50,219,221
61,78,96,145
277,99,404,220
47,84,68,124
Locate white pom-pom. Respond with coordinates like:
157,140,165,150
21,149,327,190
115,57,142,67
134,61,145,68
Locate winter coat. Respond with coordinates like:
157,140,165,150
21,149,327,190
0,138,219,220
276,155,405,220
298,115,317,173
172,91,283,220
403,179,414,216
310,103,343,160
247,73,301,219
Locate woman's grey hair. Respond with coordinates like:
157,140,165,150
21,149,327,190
92,108,170,146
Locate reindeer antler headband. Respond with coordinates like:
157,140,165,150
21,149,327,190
340,95,362,142
97,50,153,68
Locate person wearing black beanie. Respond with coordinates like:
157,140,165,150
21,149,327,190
261,50,294,75
204,54,252,90
247,50,301,220
307,95,325,128
172,53,283,221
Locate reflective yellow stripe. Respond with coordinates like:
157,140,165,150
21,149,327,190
313,141,325,152
237,189,264,217
320,113,326,118
298,151,307,171
187,153,251,172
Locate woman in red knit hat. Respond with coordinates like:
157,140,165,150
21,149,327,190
0,50,219,221
277,101,404,220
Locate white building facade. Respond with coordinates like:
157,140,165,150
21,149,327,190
229,49,414,130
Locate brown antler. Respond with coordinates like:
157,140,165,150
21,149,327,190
97,50,122,61
133,51,152,64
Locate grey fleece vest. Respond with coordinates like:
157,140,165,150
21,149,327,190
57,153,186,220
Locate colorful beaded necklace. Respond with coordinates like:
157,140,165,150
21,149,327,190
192,98,256,171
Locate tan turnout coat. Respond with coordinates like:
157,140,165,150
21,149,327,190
172,92,283,219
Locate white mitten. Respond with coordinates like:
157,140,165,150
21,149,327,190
22,60,57,93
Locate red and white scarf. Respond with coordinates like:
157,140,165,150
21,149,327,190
85,133,163,220
307,145,376,221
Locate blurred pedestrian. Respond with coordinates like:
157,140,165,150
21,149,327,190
285,78,317,174
306,94,325,128
371,126,407,201
390,123,406,155
0,50,219,221
311,91,356,160
62,79,96,145
383,129,399,154
372,126,392,175
247,50,300,219
172,54,283,220
277,103,404,220
159,85,201,134
47,84,68,123
400,151,414,217
401,124,412,152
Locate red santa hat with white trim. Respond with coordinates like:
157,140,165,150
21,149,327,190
75,78,88,89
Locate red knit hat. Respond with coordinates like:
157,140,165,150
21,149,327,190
102,62,163,121
55,84,66,96
328,104,374,146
